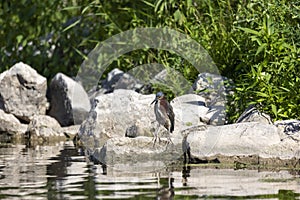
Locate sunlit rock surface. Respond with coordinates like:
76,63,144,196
48,73,90,126
93,68,144,95
78,90,156,148
78,89,300,163
25,115,80,142
78,90,211,149
26,115,65,141
191,72,233,125
236,105,272,124
0,62,48,122
191,72,232,107
95,136,182,165
0,109,27,135
185,122,300,161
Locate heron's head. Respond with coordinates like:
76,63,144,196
151,91,164,105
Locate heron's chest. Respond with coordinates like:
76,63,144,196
154,103,168,119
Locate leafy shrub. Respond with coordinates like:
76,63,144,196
0,0,299,122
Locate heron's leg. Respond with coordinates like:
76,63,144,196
166,130,173,144
165,131,174,150
153,123,160,147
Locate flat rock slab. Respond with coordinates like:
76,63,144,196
93,136,182,165
186,122,300,160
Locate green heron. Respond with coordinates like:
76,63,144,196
151,92,175,146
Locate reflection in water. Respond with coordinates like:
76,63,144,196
0,141,299,199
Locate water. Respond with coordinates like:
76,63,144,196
0,140,299,199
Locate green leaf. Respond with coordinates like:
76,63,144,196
271,104,277,117
142,0,154,7
154,0,164,13
62,19,81,32
256,91,269,98
61,6,81,11
81,6,90,14
279,86,290,92
187,0,192,8
251,36,262,45
73,47,88,60
256,43,267,55
174,9,186,24
238,27,260,35
16,35,23,44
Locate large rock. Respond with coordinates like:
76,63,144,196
0,62,48,122
78,89,156,148
26,115,80,142
93,136,182,165
90,68,144,98
26,115,65,141
78,90,228,165
236,105,272,124
185,122,300,161
172,94,225,126
48,73,91,127
171,94,207,130
191,72,232,106
0,109,27,135
191,73,232,125
77,90,300,164
275,119,300,141
78,90,215,148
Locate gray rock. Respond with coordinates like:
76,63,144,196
48,73,91,126
26,115,65,141
61,125,80,139
77,89,299,164
236,105,272,124
0,62,48,122
78,89,156,148
151,69,192,96
172,94,225,126
191,73,232,125
79,90,229,152
171,94,207,131
0,109,27,135
79,90,212,143
192,72,232,106
78,90,230,164
199,105,226,125
275,119,300,142
125,122,152,138
185,122,299,160
95,136,182,165
92,68,144,96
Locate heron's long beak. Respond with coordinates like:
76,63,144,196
151,98,157,105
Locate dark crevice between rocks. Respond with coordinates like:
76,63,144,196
0,94,4,110
17,74,34,89
16,116,30,124
0,132,13,143
183,146,220,165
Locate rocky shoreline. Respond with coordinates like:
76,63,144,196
0,62,299,167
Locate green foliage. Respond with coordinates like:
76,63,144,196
226,1,300,122
0,0,299,122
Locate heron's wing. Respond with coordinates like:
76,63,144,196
167,103,175,133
